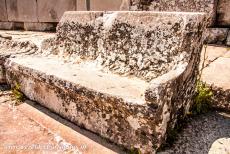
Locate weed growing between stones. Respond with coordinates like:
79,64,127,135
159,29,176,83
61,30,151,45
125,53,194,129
12,82,24,104
159,45,214,151
128,147,142,154
192,81,213,114
192,44,213,115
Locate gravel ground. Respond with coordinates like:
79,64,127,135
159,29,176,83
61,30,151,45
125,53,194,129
158,111,230,154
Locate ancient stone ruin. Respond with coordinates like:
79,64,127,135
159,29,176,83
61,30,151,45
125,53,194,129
0,11,207,153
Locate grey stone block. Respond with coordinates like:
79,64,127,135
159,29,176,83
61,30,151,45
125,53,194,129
203,28,229,45
76,0,88,11
6,0,38,22
0,0,8,21
37,0,76,22
217,0,230,27
24,22,56,31
0,22,14,30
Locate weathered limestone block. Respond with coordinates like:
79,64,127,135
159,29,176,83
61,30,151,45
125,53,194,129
0,11,206,153
90,0,130,11
57,11,206,81
6,0,38,22
37,0,76,22
130,0,217,26
203,28,229,45
217,0,230,26
0,11,204,153
0,0,8,21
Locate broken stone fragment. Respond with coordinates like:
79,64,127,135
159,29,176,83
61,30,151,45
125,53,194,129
203,28,229,45
226,31,230,46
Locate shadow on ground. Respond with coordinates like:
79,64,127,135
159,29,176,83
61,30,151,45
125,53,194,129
158,111,230,154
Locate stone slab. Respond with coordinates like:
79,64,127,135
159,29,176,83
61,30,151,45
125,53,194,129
0,103,75,153
90,0,129,11
0,0,8,21
200,45,230,69
76,0,88,11
6,0,38,22
217,0,230,27
4,56,157,153
24,22,57,31
130,0,217,26
18,101,121,154
37,0,76,22
0,22,14,30
200,46,230,89
8,56,148,105
200,45,230,111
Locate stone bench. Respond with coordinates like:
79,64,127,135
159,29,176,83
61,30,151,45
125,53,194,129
0,11,207,153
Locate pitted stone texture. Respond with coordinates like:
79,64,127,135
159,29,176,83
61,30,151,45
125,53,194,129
0,0,8,21
0,12,206,153
6,0,38,22
57,11,207,81
217,0,230,27
4,56,159,153
130,0,217,26
37,0,76,22
203,28,229,45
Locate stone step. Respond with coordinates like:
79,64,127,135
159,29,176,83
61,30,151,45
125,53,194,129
18,100,123,154
0,88,122,153
0,11,207,153
200,45,230,111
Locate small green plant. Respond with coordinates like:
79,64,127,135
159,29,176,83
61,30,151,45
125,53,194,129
192,44,213,115
12,82,24,102
192,81,213,114
128,147,142,154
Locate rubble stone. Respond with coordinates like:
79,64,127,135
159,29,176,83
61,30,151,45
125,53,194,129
203,28,229,45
